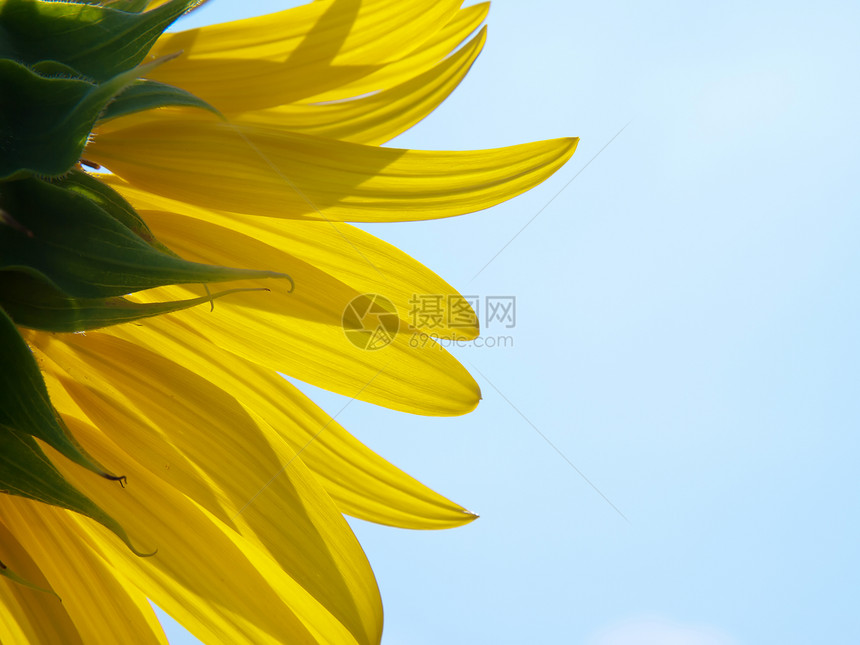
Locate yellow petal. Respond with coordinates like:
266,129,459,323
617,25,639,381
310,2,490,103
118,209,481,415
0,500,168,645
89,114,578,222
104,174,479,339
0,518,81,645
33,334,383,645
101,315,476,529
232,27,487,145
149,0,462,111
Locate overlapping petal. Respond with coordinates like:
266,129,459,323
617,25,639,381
312,2,490,103
104,175,480,339
0,0,576,642
148,1,489,139
0,501,168,645
232,26,487,145
113,208,482,415
31,334,384,645
104,315,477,528
88,112,578,222
149,0,462,111
0,517,83,644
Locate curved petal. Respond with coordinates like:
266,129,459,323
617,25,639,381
311,2,490,103
109,209,482,415
149,0,461,111
104,175,479,339
232,27,487,145
33,335,384,645
88,114,579,223
100,315,477,529
0,518,82,645
0,501,168,645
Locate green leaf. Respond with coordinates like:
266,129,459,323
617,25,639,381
0,0,202,83
99,78,218,122
0,56,168,179
0,271,269,332
0,177,288,298
0,307,123,480
0,422,152,557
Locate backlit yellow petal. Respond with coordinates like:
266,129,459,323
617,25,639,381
116,209,481,415
0,518,81,645
89,114,578,222
2,0,576,640
307,2,490,103
103,315,476,529
149,0,461,111
0,500,169,645
103,174,479,339
33,335,383,645
232,27,487,145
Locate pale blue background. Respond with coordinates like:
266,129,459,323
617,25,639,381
155,1,860,643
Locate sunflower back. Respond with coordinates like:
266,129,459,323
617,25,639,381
0,0,276,589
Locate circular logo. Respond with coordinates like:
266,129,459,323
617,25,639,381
342,294,399,350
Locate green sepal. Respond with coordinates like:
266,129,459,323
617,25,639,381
0,307,124,481
0,177,288,298
103,0,153,12
66,1,151,11
0,55,170,180
0,0,202,83
99,78,219,122
0,271,269,332
0,422,152,557
29,59,87,79
53,169,176,256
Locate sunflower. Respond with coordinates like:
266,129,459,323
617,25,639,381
0,0,577,643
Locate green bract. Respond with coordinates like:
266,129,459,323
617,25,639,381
0,55,176,179
0,177,285,298
0,0,200,82
0,310,153,559
0,0,278,591
99,77,218,121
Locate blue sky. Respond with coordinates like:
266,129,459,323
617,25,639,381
156,1,860,643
